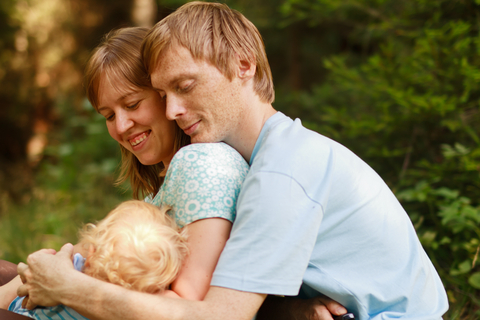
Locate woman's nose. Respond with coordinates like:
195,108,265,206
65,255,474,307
116,110,134,134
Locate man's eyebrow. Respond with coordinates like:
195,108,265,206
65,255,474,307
152,72,196,91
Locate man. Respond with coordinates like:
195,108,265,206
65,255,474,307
18,2,448,319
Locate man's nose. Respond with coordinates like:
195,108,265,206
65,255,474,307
165,95,187,121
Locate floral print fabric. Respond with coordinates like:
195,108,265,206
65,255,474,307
146,143,249,228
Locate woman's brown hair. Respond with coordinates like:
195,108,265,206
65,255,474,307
84,27,190,199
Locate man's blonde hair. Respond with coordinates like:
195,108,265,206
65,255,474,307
142,1,274,103
78,200,188,293
84,27,190,199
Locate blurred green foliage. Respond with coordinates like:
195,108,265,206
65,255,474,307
0,0,479,318
0,101,129,262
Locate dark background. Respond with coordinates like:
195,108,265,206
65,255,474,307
0,0,479,317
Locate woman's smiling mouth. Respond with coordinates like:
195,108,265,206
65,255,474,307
130,131,150,146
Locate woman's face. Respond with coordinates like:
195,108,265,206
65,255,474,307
96,75,177,166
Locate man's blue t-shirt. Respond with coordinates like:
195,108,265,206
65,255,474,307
211,112,448,319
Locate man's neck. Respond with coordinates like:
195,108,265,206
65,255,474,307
224,101,276,163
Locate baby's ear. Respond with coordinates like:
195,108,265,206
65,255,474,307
73,242,89,257
85,245,96,268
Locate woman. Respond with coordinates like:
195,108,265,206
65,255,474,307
0,27,249,305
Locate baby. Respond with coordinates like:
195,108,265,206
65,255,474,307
1,200,188,319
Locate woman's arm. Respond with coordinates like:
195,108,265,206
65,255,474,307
170,218,232,300
150,144,247,300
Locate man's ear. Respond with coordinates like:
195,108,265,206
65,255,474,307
238,57,256,81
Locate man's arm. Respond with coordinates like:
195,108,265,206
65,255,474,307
18,244,343,320
17,244,265,320
78,285,265,320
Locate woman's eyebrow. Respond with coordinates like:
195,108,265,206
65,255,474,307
116,91,138,103
97,91,140,111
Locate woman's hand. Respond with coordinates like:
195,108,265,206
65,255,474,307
256,295,347,320
17,244,75,309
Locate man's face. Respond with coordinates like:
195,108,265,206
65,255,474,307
150,45,245,144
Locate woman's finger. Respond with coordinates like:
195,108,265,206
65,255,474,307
315,296,347,316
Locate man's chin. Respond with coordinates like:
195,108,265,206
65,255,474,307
190,133,220,144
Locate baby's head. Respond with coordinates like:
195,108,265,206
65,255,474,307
78,200,188,293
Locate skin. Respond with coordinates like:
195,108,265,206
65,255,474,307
0,276,22,309
16,46,347,320
97,76,177,166
150,45,276,162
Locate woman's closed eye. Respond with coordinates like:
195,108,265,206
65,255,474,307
126,101,140,109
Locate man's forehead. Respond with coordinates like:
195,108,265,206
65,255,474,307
150,45,201,87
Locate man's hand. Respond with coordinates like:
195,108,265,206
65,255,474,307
256,295,347,320
17,243,75,309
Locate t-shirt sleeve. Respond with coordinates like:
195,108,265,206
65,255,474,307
157,143,249,228
211,170,324,295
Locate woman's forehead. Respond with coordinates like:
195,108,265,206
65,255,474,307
99,72,142,97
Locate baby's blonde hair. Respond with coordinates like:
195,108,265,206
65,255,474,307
78,200,188,293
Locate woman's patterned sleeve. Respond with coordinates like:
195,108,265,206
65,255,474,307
158,143,249,228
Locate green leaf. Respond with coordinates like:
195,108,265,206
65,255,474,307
450,260,471,276
468,272,480,289
434,187,459,200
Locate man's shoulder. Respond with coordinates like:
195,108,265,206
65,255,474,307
265,115,332,148
255,117,336,166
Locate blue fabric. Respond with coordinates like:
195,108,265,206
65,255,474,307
9,254,88,320
146,142,249,228
212,112,448,320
